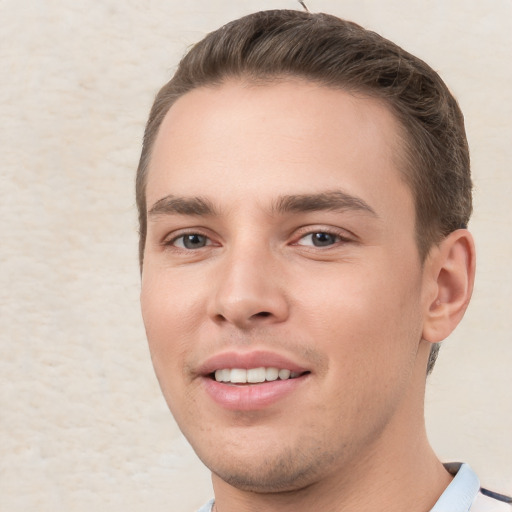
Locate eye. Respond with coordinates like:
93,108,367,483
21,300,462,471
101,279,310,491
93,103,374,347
172,233,210,249
297,231,344,247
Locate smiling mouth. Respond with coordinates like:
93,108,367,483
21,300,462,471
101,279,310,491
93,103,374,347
211,367,310,384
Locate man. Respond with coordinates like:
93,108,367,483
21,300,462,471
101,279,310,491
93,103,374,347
136,8,511,512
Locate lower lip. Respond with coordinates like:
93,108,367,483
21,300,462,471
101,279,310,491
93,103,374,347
202,375,308,411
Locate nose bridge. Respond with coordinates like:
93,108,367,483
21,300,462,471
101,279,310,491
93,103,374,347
210,236,288,327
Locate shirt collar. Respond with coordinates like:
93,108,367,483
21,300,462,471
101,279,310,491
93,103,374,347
430,463,480,512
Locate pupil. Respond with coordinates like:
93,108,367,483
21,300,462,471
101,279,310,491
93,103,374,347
313,232,335,246
184,234,206,249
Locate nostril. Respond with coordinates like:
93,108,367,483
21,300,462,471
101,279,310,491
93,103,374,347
254,311,271,318
214,313,228,323
212,311,272,325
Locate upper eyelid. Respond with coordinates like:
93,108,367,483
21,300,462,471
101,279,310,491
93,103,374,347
158,224,356,245
172,233,213,249
161,228,215,245
291,225,356,241
293,232,351,248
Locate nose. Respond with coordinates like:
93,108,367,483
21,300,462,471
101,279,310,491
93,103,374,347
208,244,289,329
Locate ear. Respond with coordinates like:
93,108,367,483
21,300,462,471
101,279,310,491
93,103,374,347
422,229,476,343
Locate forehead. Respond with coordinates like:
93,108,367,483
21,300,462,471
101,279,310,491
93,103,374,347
146,79,411,216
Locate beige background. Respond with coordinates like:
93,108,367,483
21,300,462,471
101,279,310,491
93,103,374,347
1,1,510,511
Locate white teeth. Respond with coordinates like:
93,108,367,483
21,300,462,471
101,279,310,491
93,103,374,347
214,369,230,382
265,367,279,381
230,368,247,383
247,367,266,383
278,369,291,380
214,367,302,383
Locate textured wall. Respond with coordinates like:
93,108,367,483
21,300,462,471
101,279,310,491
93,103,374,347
1,1,510,511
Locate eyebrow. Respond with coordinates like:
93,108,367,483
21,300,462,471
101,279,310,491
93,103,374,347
273,191,377,217
147,190,377,219
148,195,217,217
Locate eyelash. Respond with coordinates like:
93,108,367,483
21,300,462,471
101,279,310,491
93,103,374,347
163,230,214,250
293,227,353,248
163,226,353,252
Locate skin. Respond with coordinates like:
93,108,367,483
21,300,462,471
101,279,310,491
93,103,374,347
140,79,475,512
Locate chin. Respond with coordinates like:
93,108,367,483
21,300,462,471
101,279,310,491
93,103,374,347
200,440,341,493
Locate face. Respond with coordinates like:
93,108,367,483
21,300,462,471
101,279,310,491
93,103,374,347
141,80,433,492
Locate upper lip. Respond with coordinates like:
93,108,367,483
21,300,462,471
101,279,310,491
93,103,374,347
197,350,310,376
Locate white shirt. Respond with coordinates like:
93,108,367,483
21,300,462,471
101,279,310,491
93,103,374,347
432,463,511,512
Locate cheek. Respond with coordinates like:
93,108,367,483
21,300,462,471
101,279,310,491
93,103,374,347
141,264,204,332
141,273,205,428
294,259,423,365
140,269,203,384
298,269,423,428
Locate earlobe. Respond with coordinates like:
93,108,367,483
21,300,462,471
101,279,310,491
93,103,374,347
422,229,476,344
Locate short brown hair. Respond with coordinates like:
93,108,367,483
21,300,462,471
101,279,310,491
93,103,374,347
136,9,472,372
